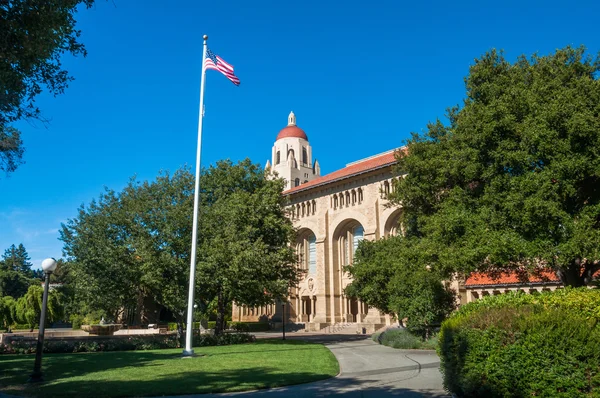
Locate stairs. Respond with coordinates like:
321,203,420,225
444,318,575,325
320,322,357,334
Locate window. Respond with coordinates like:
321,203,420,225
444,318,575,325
276,151,280,165
302,147,308,165
352,190,356,205
312,200,316,215
339,223,364,267
297,232,317,273
345,192,350,206
308,235,317,274
295,178,300,187
333,195,338,209
340,193,344,206
352,225,364,253
358,188,363,203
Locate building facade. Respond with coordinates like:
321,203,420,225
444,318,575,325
233,113,402,332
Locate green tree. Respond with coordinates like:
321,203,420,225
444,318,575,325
0,244,34,297
1,243,33,275
1,0,94,175
0,295,17,331
390,46,600,287
60,189,143,321
345,236,456,337
61,162,298,337
196,160,299,335
14,285,63,330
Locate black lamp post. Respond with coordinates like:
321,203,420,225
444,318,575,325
29,258,57,383
282,302,286,341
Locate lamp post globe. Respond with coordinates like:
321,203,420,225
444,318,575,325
41,258,57,274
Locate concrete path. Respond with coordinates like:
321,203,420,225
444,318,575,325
177,334,449,397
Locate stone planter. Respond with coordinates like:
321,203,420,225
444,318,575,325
81,324,122,336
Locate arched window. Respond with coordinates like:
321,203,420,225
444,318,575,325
297,231,317,274
312,200,316,215
345,192,350,206
301,203,306,217
276,151,281,165
302,147,308,165
351,190,357,205
294,178,300,187
339,193,344,206
333,195,338,209
338,222,364,266
352,225,364,253
384,181,390,195
358,188,363,203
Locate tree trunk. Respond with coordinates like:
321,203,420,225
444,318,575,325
215,288,225,336
556,259,599,287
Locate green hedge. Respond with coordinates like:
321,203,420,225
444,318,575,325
167,321,269,332
439,288,600,397
0,333,256,355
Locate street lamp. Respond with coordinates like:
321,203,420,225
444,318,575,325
282,302,286,341
29,258,57,383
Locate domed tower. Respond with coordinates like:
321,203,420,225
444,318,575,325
266,111,320,190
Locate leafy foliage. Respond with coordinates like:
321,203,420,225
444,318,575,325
12,284,64,330
0,333,255,355
196,159,299,334
345,236,456,336
439,289,600,397
0,0,95,175
390,46,600,286
61,161,298,336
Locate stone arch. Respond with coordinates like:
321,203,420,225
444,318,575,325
331,218,365,324
384,208,403,237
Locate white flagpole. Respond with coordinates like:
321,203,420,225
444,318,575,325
183,34,208,356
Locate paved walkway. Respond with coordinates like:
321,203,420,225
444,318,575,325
176,334,449,397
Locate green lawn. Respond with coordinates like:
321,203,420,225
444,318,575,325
0,339,339,397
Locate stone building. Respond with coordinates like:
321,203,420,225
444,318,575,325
232,112,402,332
231,112,567,332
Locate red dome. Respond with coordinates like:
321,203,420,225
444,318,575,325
276,125,308,141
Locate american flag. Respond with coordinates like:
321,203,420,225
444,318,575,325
204,48,240,86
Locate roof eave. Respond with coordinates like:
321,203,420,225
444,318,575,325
283,161,398,196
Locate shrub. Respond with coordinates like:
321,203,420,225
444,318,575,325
70,314,84,330
380,329,422,349
439,288,600,397
0,332,255,355
167,321,269,332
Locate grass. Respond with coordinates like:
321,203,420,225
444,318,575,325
0,339,339,397
373,328,438,350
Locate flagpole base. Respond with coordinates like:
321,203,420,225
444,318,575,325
182,349,195,357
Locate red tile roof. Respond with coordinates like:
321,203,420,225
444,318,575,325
465,270,560,286
284,148,404,195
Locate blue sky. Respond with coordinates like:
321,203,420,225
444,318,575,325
1,0,599,268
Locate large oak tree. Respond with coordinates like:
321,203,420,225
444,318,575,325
390,46,600,287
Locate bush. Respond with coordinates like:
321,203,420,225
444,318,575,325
167,321,269,332
375,328,437,350
439,288,600,397
70,314,84,330
0,332,256,355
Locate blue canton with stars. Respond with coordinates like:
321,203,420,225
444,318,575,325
206,48,218,64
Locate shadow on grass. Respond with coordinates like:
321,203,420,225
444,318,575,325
0,342,338,398
1,362,448,398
